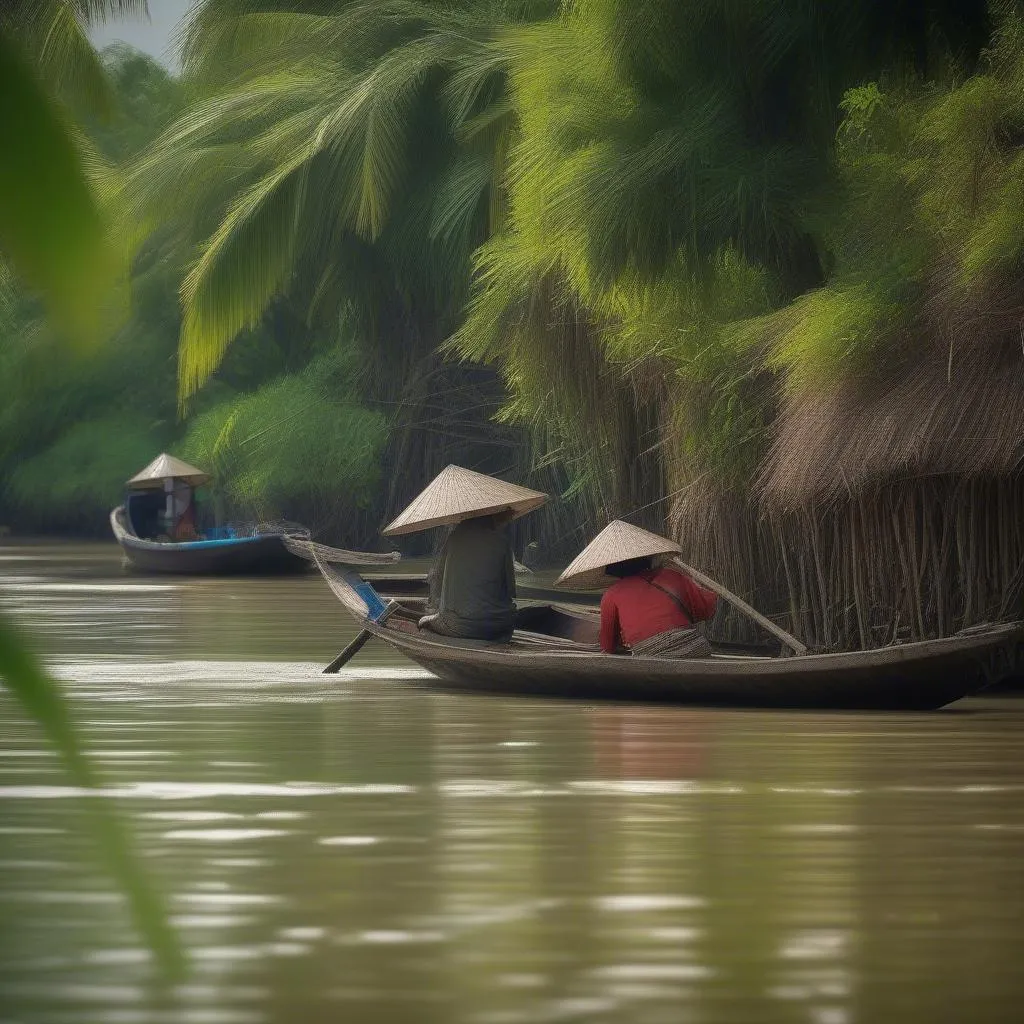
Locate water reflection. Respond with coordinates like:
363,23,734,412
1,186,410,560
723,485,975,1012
1,543,1023,1022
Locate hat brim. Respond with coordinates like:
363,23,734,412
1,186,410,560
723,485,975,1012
382,498,544,537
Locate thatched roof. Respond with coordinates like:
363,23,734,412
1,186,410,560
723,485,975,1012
758,319,1024,507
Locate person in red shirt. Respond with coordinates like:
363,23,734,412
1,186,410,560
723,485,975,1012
600,557,717,656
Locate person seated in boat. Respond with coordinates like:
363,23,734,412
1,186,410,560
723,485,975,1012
172,493,199,541
419,510,517,641
600,557,718,657
382,463,549,640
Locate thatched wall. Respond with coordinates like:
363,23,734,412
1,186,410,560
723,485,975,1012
668,293,1024,649
672,477,1024,650
759,286,1024,506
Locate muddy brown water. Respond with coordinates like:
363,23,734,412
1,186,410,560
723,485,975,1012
1,541,1023,1023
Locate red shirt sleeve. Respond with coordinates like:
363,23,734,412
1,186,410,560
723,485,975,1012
678,573,717,622
658,568,717,623
599,590,620,653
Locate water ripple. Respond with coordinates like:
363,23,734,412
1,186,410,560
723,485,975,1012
0,782,415,799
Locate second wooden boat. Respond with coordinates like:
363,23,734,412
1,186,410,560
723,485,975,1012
112,453,404,576
111,506,312,575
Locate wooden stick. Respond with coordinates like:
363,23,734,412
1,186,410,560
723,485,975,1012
672,557,808,656
323,599,400,673
323,629,371,673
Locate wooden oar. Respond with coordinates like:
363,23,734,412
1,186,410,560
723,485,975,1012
323,599,401,673
672,557,807,656
323,629,371,673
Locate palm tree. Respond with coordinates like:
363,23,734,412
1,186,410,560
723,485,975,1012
124,1,563,526
132,0,997,532
4,1,151,113
126,0,552,398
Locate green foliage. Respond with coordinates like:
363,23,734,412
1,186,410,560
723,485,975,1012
11,0,1024,527
125,0,557,401
760,283,907,387
2,2,150,118
440,0,1021,500
8,414,161,530
0,32,115,345
1,35,396,538
88,43,183,160
838,83,886,137
180,352,389,524
756,9,1024,394
20,0,1014,525
962,152,1024,278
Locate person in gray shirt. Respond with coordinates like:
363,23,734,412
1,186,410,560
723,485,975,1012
420,511,516,641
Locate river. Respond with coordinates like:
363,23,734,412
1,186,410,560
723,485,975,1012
1,542,1023,1023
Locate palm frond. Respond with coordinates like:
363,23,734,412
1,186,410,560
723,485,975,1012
428,151,493,244
0,31,114,344
179,144,319,399
180,10,346,85
2,1,149,114
74,0,149,22
314,32,455,238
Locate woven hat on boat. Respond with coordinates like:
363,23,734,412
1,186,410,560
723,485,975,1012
382,465,548,536
556,519,681,590
127,453,212,490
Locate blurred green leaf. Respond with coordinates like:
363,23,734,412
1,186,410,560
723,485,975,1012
1,15,182,981
0,31,115,345
0,615,186,979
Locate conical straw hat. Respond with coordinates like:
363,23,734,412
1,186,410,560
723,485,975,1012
555,519,681,590
127,453,212,490
382,465,548,536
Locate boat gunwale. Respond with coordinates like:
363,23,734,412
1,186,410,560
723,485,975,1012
362,613,1021,678
111,506,299,551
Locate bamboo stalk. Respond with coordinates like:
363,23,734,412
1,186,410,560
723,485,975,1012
906,499,926,638
808,510,832,648
778,530,801,643
851,500,869,649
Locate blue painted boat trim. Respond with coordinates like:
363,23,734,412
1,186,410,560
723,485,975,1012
169,535,270,551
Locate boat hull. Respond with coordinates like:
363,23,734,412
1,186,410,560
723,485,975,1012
398,640,989,710
367,615,1019,711
317,564,1021,710
111,507,308,575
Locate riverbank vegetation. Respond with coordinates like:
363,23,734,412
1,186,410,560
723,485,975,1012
3,1,1024,645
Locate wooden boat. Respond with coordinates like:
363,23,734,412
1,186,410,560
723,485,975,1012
111,453,315,575
113,453,405,576
112,508,404,577
316,564,1022,710
111,506,311,575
